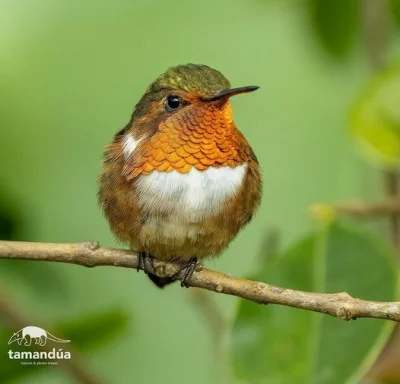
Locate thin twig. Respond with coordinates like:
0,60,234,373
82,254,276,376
188,289,229,383
188,289,227,351
384,172,400,248
361,1,400,381
311,198,400,219
335,199,400,217
0,240,399,322
361,0,400,249
361,0,388,70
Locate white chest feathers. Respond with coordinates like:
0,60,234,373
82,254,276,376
135,164,248,222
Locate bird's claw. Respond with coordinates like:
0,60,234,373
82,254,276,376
172,258,198,288
137,252,156,275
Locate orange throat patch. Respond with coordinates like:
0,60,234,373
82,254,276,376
120,101,254,180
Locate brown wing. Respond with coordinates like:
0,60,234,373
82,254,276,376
98,140,144,248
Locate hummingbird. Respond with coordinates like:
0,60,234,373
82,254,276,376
98,64,262,288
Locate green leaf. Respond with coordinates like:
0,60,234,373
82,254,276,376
0,195,67,298
308,0,359,59
57,308,130,350
389,0,400,26
0,211,15,240
350,62,400,170
0,260,68,299
230,222,397,384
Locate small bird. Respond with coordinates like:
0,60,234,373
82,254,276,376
98,64,262,288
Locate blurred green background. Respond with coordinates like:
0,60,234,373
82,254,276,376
1,1,400,383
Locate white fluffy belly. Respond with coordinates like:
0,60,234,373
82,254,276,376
136,164,247,223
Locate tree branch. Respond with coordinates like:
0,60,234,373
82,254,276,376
1,240,400,322
311,198,400,219
361,0,400,249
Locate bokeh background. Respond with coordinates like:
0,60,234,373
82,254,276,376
1,1,400,383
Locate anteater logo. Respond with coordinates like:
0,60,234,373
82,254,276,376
8,326,70,346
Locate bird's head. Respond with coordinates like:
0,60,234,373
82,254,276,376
125,64,259,139
114,64,259,179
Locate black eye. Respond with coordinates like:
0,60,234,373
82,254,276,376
165,95,182,111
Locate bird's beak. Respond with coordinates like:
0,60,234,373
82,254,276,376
208,86,259,101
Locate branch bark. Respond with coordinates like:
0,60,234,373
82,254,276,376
335,199,400,217
361,0,400,249
311,198,400,219
1,240,400,322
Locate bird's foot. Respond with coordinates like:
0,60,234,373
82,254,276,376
137,251,156,275
172,258,198,288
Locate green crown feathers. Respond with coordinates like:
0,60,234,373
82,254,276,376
149,64,231,98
